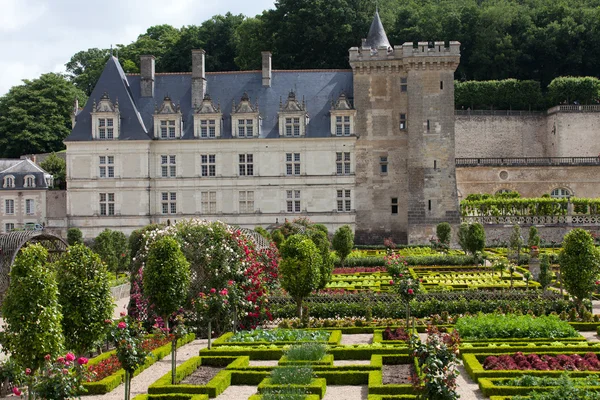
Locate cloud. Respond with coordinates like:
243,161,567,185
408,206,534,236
0,0,275,95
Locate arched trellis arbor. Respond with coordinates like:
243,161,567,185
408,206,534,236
0,231,67,300
238,227,272,251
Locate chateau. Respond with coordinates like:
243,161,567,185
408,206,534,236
58,12,600,243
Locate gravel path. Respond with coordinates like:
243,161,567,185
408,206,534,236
322,385,367,400
340,334,372,345
455,364,486,400
214,385,257,400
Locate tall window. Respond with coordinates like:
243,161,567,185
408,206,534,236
286,153,300,175
336,152,351,175
99,156,115,178
400,114,407,130
25,199,34,215
285,117,301,137
161,120,176,139
380,156,388,174
551,188,571,199
239,191,255,213
4,199,14,215
201,154,216,177
239,154,254,176
401,78,408,92
161,192,177,214
4,223,14,233
238,119,254,137
98,118,114,139
335,116,351,136
24,175,36,188
161,155,176,178
99,193,115,216
391,197,398,214
337,189,351,212
3,176,15,188
200,119,216,138
201,191,217,213
286,190,301,213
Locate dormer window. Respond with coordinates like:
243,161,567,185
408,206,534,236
278,91,308,137
91,92,120,140
232,93,260,138
3,175,15,188
330,92,356,136
194,94,222,139
24,175,36,188
154,96,182,139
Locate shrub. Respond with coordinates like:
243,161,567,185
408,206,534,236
529,226,541,247
332,226,353,267
466,223,486,255
255,226,271,240
457,223,469,254
55,244,114,356
539,255,552,291
436,222,452,247
560,228,600,306
272,230,285,249
66,228,83,246
93,229,130,273
129,224,163,265
509,225,524,260
280,235,322,317
312,224,329,237
1,244,64,370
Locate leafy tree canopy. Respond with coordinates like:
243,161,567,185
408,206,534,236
0,73,85,158
40,153,66,190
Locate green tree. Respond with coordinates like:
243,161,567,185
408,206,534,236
143,236,190,384
271,230,285,249
509,225,524,262
254,226,271,240
65,48,110,96
0,73,86,158
559,228,600,306
1,244,64,370
279,235,322,317
436,222,452,247
539,254,552,291
466,223,486,255
332,225,354,266
457,222,470,254
40,153,67,190
66,227,83,246
55,244,114,356
307,229,333,290
528,226,541,248
128,223,163,268
93,229,130,273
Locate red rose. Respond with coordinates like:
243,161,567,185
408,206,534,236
118,322,127,329
44,354,51,361
210,288,216,294
25,368,31,375
65,352,75,362
408,289,414,295
77,357,89,365
13,387,21,396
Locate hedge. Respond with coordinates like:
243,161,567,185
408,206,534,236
479,377,600,397
455,79,544,110
338,255,475,268
547,76,600,106
212,330,342,347
83,333,196,395
257,377,327,398
368,356,419,395
278,354,334,366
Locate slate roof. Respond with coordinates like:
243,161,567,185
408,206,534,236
66,56,354,141
365,11,391,50
0,159,52,189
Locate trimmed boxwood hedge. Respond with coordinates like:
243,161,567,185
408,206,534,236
83,333,195,395
257,377,327,398
479,377,600,397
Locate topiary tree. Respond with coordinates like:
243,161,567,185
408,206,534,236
528,226,541,248
1,244,64,370
509,225,524,262
279,235,322,317
93,229,130,273
559,228,600,306
436,222,452,248
55,244,114,356
66,228,83,246
539,254,552,291
457,223,469,254
312,224,329,237
143,236,190,384
332,225,353,267
465,223,486,255
306,229,333,290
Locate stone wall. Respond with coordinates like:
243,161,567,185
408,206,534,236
547,109,600,157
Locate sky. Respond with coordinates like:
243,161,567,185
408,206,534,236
0,0,276,96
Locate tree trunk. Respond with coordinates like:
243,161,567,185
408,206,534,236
124,370,131,400
296,298,303,318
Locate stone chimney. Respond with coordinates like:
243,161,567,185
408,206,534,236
191,49,206,109
262,51,272,87
140,55,155,97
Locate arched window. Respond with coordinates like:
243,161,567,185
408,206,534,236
3,175,15,188
550,188,571,199
496,189,512,195
24,175,36,188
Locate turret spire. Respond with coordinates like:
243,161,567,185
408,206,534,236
365,10,391,50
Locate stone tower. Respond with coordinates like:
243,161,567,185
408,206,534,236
350,11,461,244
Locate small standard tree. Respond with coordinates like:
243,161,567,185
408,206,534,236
56,244,114,356
436,222,452,248
509,225,524,262
66,227,83,246
307,229,333,290
559,228,600,306
466,223,486,255
528,226,541,248
93,229,130,273
1,244,64,370
143,236,190,384
539,254,552,291
332,225,354,267
279,235,322,317
457,223,470,254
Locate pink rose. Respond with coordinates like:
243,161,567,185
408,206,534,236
408,289,414,295
398,274,403,278
77,357,89,365
65,352,75,362
389,280,394,285
228,280,234,286
12,387,21,396
57,356,65,363
210,288,216,294
104,319,112,324
118,322,127,329
120,311,127,317
62,368,68,375
44,354,51,361
25,368,31,375
220,289,228,296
